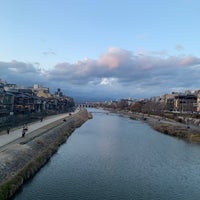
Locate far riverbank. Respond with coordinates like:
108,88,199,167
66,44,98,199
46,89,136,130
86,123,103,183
104,108,200,144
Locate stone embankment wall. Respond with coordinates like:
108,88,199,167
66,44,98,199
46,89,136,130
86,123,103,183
0,109,91,200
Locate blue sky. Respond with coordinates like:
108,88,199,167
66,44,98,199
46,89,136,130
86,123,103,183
1,0,200,101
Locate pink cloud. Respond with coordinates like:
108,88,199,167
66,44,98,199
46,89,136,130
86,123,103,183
179,56,198,66
98,47,132,69
98,54,120,69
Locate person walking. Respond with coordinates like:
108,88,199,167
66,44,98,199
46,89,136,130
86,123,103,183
7,128,10,134
22,124,28,137
22,128,26,137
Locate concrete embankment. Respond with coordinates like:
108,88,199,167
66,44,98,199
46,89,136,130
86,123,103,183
0,109,91,200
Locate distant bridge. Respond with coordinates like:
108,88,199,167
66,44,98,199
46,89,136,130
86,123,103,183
75,103,95,108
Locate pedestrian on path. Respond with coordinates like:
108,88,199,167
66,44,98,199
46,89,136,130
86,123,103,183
22,124,28,137
7,128,10,134
22,128,26,137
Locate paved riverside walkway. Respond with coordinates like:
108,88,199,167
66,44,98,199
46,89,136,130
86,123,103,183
0,110,78,148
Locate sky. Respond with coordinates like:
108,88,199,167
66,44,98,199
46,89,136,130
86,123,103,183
1,0,200,101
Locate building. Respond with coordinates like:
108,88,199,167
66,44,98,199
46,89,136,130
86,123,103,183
196,91,200,112
174,94,197,113
32,84,52,98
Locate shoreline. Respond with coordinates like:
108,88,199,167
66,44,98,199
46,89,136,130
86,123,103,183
0,109,91,200
105,108,200,144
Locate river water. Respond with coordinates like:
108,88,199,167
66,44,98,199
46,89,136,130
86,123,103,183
14,108,200,200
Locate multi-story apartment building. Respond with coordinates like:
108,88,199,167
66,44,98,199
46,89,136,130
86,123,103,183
174,94,197,113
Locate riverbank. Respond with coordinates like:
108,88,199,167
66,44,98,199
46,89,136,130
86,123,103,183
144,114,200,143
105,108,200,144
13,108,200,200
0,109,91,200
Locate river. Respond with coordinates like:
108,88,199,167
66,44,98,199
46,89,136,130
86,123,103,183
14,108,200,200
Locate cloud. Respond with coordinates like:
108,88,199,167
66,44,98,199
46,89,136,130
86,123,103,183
42,49,56,56
175,44,184,51
179,56,199,66
44,47,200,97
0,60,43,86
0,60,38,73
2,47,200,99
98,47,133,69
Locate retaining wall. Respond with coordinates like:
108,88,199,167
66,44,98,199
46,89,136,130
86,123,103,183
0,109,90,200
